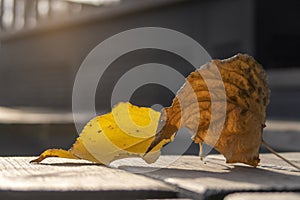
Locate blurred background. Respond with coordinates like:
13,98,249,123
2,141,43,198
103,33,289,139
0,0,299,156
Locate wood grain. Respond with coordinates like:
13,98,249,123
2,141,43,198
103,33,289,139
0,157,176,200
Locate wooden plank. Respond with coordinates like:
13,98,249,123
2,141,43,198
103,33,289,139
224,192,300,200
112,153,300,199
0,154,299,199
0,157,176,200
0,107,73,124
264,120,300,152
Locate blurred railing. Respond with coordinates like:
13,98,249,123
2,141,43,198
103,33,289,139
0,0,119,33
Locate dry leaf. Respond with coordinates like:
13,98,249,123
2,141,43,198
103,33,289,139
31,102,171,165
32,54,270,168
147,54,270,167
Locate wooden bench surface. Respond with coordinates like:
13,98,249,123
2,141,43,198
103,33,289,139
0,153,299,199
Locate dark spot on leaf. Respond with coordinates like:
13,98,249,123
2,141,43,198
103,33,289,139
239,90,249,98
248,87,255,93
263,97,267,105
240,109,248,115
230,96,237,102
245,101,250,108
258,87,262,94
240,82,245,88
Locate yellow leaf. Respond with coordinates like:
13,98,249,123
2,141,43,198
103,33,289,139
31,102,171,165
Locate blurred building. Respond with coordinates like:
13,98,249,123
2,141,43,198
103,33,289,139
0,0,299,109
0,0,300,156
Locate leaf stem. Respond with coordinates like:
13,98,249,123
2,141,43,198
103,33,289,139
199,142,203,161
262,140,300,170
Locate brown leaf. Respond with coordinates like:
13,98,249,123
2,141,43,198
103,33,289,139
147,54,270,167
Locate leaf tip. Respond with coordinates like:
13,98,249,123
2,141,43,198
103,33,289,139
29,149,77,164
